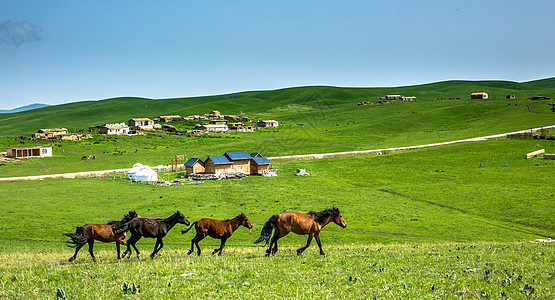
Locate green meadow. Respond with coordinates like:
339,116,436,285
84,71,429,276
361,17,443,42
1,79,555,298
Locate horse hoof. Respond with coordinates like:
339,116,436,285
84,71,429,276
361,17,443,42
187,251,193,255
68,258,74,262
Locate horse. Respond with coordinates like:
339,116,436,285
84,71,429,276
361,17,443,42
254,207,346,256
63,211,139,262
181,213,253,256
116,211,190,259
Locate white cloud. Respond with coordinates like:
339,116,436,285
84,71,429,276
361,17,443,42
0,20,41,47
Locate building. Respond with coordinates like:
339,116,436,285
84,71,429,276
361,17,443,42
250,156,271,174
204,155,234,174
128,118,154,130
224,151,252,174
184,158,205,175
7,146,52,158
471,92,489,99
228,123,254,132
257,120,279,127
155,115,181,123
99,123,130,135
197,124,229,133
32,128,68,140
385,95,402,100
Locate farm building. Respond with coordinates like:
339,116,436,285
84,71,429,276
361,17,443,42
32,128,68,140
257,120,279,127
471,92,489,99
224,151,252,174
250,156,271,174
128,118,154,130
385,95,402,100
99,123,129,135
204,155,234,175
7,146,52,158
229,123,254,132
197,124,229,133
184,158,205,175
155,115,181,122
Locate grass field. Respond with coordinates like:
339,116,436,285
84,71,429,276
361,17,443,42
1,80,554,298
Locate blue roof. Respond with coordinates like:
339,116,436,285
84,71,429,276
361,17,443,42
250,153,260,158
253,157,271,165
208,155,233,165
184,158,201,167
225,151,251,160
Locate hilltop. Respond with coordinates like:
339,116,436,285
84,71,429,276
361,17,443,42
0,103,50,114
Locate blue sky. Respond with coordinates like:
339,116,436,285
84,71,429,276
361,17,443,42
1,1,554,109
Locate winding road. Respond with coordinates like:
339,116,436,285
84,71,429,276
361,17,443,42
1,125,554,182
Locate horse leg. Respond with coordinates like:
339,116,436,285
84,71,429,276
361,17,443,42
314,233,325,255
151,237,164,259
297,234,314,256
266,229,279,257
68,244,84,262
116,241,121,259
269,230,287,256
188,232,202,255
88,240,97,262
213,238,227,256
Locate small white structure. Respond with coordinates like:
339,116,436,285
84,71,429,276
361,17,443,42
257,120,279,127
99,123,129,135
295,169,310,176
127,163,159,182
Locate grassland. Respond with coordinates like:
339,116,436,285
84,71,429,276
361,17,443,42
0,79,554,298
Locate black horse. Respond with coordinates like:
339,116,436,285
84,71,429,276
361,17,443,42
114,211,190,259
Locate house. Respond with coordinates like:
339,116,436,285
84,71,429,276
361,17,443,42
7,146,52,158
184,158,205,175
99,123,130,135
401,96,417,101
204,155,234,174
128,118,154,130
155,115,181,123
224,151,252,174
506,95,516,99
228,123,254,132
257,120,279,127
32,128,68,140
250,156,271,174
197,124,229,133
471,92,489,99
209,120,228,125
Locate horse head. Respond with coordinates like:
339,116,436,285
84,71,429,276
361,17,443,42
332,207,347,228
175,211,191,226
240,213,253,229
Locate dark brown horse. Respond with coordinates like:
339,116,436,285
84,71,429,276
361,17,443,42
181,213,253,256
254,207,346,256
63,211,139,262
117,211,190,259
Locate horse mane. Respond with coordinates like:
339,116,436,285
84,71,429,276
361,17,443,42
308,207,340,223
108,211,138,226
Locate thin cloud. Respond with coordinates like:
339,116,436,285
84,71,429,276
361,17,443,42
0,20,41,47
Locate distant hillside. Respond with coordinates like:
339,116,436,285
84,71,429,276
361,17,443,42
0,78,554,137
0,103,50,114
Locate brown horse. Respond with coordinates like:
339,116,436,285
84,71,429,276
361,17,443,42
181,213,253,256
116,211,190,259
63,211,139,262
254,207,346,256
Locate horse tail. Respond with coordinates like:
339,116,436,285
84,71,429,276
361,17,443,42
63,226,88,247
181,221,197,235
253,214,278,245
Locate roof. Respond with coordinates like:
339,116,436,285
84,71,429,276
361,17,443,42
207,155,233,165
225,151,251,160
471,92,488,95
250,153,261,158
252,157,271,165
201,124,228,128
130,118,152,121
184,158,202,167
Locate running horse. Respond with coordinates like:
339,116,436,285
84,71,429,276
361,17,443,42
181,213,253,256
254,207,346,256
63,211,139,262
115,211,190,259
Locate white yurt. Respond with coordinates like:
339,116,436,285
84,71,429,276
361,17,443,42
127,163,159,182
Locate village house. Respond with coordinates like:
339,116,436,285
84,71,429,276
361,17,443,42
32,128,68,140
471,92,489,99
196,124,229,133
385,95,402,100
228,122,254,132
128,118,154,130
257,120,279,127
99,123,130,135
184,158,205,174
224,151,252,174
155,115,182,123
204,155,234,175
7,146,52,158
250,153,271,174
